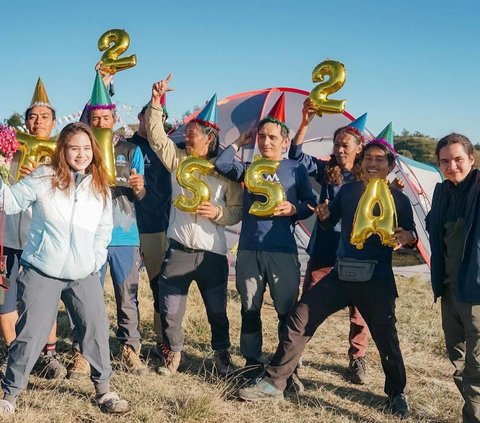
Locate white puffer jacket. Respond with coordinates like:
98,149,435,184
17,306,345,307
0,166,112,280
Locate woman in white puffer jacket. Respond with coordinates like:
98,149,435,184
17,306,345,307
0,122,129,415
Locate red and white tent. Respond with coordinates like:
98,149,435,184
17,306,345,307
170,87,442,275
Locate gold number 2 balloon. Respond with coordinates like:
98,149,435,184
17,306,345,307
309,59,347,116
173,155,215,213
15,131,57,181
350,178,398,249
244,155,286,217
92,128,116,185
98,29,137,75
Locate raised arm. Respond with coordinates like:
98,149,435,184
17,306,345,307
214,132,252,182
145,74,183,171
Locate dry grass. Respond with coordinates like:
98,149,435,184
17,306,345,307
6,271,461,422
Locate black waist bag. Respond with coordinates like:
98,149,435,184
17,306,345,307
337,258,377,282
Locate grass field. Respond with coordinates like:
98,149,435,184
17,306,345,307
5,270,461,423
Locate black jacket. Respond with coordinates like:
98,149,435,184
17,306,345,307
427,169,480,302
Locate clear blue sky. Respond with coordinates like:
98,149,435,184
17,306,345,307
1,0,479,142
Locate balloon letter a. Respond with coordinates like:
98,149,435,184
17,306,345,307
350,178,398,249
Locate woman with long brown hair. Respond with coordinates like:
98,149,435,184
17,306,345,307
0,122,128,415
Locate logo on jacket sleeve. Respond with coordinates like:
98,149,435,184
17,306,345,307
116,154,127,167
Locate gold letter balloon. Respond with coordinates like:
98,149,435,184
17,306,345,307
350,178,398,249
173,155,215,213
92,128,116,185
310,59,347,116
244,155,286,217
15,131,56,181
98,29,137,75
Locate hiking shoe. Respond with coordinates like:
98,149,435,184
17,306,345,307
157,344,181,376
348,357,367,385
36,351,67,380
212,350,233,377
286,371,305,394
242,358,265,380
0,399,15,414
68,350,90,380
238,378,284,402
389,393,411,419
96,391,129,414
118,344,147,376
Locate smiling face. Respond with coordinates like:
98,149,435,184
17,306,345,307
184,122,214,157
257,122,288,160
438,143,475,184
333,131,362,170
360,145,393,181
26,106,55,138
65,131,93,174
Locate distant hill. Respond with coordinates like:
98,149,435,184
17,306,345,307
394,135,437,164
394,133,480,165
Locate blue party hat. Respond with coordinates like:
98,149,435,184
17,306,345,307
191,94,219,131
343,112,367,141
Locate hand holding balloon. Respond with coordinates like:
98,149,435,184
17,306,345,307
301,97,317,126
273,201,296,217
393,227,415,250
95,61,114,87
19,157,36,178
196,201,219,219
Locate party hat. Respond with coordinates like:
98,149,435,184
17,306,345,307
343,112,367,141
267,93,286,123
160,93,168,119
376,122,393,146
191,94,219,131
261,93,289,133
367,122,397,156
29,77,54,110
86,71,116,111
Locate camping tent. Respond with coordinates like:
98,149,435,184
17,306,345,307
170,87,442,275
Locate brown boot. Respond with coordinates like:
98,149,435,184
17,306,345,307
68,349,90,380
157,344,181,376
118,344,148,376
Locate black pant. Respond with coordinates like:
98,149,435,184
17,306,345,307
265,270,406,397
157,243,230,352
